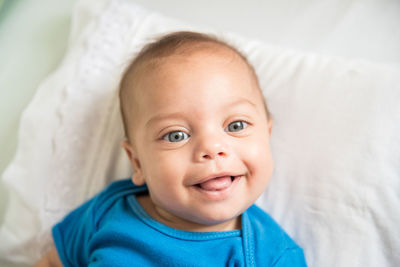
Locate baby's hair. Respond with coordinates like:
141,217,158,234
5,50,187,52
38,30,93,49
119,31,269,140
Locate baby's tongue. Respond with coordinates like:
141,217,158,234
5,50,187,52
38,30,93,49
198,176,232,191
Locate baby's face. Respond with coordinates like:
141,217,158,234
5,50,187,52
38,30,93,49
123,49,273,231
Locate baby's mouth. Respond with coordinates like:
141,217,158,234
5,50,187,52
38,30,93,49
195,175,240,191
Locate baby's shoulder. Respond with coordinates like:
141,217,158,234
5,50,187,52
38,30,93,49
246,204,285,232
96,178,140,201
91,178,146,216
246,205,303,258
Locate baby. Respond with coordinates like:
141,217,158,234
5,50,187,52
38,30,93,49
36,31,306,266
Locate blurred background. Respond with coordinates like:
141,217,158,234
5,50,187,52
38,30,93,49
1,0,399,266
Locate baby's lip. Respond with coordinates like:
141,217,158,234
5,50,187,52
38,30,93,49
190,172,244,200
191,172,244,190
192,172,243,186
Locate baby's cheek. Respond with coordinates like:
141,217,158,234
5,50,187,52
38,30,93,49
154,152,190,181
245,136,269,158
244,138,273,175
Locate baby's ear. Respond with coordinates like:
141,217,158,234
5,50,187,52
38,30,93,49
121,140,146,186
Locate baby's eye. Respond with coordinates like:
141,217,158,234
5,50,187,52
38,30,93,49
163,131,190,142
226,121,248,132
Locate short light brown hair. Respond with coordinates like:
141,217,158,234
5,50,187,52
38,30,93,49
119,31,269,140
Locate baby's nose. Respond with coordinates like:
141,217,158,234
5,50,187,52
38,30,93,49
201,150,227,160
193,134,229,162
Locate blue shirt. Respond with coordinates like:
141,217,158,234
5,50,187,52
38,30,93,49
53,179,306,266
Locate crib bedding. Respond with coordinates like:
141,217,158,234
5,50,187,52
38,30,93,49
0,0,400,266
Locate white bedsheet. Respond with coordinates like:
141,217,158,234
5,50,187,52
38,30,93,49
1,0,399,266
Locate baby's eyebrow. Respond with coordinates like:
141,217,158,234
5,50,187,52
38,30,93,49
145,112,185,129
226,98,257,109
145,98,257,128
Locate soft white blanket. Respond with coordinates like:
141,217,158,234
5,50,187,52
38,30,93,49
1,0,399,266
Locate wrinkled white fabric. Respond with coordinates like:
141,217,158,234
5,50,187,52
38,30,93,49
0,0,399,266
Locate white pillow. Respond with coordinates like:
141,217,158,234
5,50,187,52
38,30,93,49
1,0,399,266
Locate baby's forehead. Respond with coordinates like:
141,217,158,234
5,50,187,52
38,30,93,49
144,43,243,69
124,43,261,109
155,52,242,77
140,46,255,87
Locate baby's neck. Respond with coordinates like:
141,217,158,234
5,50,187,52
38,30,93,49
136,194,242,232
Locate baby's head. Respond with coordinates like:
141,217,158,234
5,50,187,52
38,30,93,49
120,31,274,232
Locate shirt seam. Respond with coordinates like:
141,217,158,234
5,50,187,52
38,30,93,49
127,194,242,241
241,211,255,267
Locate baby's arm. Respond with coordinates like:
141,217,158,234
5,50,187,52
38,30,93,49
34,247,62,267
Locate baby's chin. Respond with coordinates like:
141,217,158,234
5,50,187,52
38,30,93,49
180,204,250,231
178,214,242,232
156,203,245,232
